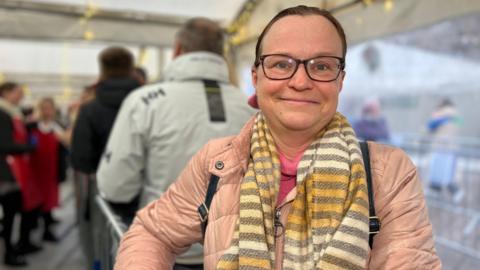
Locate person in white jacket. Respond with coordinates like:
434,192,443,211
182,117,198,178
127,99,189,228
96,17,255,269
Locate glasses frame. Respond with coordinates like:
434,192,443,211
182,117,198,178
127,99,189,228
258,54,345,82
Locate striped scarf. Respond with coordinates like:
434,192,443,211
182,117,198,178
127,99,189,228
217,112,369,270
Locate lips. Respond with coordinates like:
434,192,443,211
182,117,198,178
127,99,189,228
279,97,319,104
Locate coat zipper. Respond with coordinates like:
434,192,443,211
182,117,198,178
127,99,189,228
274,207,284,238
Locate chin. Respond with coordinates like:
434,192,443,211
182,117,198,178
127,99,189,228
280,115,321,131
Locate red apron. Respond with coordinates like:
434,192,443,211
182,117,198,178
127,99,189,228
30,127,60,211
7,117,42,211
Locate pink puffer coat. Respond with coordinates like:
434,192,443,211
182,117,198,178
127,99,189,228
114,118,441,270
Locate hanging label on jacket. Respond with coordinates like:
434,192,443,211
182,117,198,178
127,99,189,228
203,80,226,122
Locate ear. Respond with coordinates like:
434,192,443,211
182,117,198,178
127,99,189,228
251,65,258,88
337,70,346,93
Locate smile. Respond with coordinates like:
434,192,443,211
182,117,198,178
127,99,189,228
279,97,319,104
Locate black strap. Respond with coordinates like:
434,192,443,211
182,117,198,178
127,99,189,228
360,141,380,248
198,174,220,239
203,80,226,122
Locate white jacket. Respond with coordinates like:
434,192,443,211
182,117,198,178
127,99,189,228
97,52,255,206
96,52,254,265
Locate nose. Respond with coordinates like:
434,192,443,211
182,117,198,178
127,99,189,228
287,63,313,91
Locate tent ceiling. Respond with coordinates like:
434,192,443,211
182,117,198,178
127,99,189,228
231,0,480,47
2,0,480,47
29,0,247,22
0,0,247,47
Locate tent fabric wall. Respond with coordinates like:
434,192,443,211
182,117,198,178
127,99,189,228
336,0,480,45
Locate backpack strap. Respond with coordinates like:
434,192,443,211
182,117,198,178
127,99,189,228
198,174,220,239
359,141,381,248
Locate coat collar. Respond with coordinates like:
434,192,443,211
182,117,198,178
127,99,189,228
207,116,256,178
163,52,230,83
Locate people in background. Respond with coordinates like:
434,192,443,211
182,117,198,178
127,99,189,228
427,98,463,202
96,17,254,269
71,46,141,174
353,97,390,142
113,6,440,270
0,82,36,266
28,97,67,243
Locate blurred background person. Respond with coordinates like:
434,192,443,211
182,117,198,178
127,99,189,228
97,17,255,270
353,97,390,142
0,82,36,266
71,46,141,174
427,98,463,202
28,97,68,243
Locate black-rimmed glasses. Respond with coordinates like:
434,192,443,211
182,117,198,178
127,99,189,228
258,54,345,82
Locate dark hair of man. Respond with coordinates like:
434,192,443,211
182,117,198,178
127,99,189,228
176,17,224,56
254,5,347,66
99,46,134,80
0,82,19,97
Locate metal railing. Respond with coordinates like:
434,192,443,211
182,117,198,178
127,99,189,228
94,195,127,270
392,133,480,265
74,172,131,270
392,133,480,189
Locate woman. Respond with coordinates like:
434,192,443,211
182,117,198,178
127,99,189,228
29,97,67,242
114,6,441,270
0,82,36,266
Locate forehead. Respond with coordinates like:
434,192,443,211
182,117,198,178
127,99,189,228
40,100,54,107
261,15,343,57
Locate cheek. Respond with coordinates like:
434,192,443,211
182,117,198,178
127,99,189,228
256,85,281,112
256,78,284,98
320,83,341,101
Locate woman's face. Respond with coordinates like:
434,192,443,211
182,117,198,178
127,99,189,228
252,15,344,135
39,101,56,121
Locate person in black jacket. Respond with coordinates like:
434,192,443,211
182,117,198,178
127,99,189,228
0,82,36,266
71,46,141,173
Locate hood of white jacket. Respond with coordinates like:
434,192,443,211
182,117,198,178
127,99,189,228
163,52,230,83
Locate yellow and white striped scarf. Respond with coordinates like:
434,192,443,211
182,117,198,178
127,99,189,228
217,112,369,270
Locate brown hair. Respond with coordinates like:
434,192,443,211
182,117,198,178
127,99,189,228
0,82,20,97
254,5,347,66
99,46,134,79
38,97,55,107
176,17,224,56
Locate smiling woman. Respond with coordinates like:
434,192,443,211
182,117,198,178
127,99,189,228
113,5,441,270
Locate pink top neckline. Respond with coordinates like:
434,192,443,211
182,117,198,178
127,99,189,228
277,150,303,205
